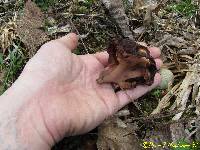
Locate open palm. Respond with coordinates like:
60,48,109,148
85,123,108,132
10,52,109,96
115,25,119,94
13,33,162,147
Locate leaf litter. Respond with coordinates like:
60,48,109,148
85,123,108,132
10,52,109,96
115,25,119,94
1,0,200,149
97,117,142,150
16,0,49,56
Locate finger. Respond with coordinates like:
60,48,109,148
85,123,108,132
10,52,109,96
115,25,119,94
94,51,109,66
56,33,79,51
94,51,162,68
116,73,161,109
155,58,163,69
148,47,161,58
137,42,161,58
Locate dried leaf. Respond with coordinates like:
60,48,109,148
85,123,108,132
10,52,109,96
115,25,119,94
156,34,187,49
116,109,130,117
151,83,180,115
0,71,4,83
195,117,200,140
178,47,198,55
144,124,172,150
0,19,17,53
16,0,49,56
171,63,200,120
170,123,187,142
97,117,142,150
133,26,146,34
143,5,157,26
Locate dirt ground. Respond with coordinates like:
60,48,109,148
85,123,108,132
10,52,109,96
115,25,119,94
1,0,200,149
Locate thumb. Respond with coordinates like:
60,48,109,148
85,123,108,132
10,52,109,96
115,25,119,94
56,33,79,51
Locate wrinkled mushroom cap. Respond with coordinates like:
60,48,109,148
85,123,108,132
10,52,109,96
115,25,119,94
97,38,157,90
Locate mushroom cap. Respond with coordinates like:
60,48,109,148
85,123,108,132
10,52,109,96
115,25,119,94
97,38,157,90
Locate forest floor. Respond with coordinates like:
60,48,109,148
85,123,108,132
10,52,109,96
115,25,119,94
1,0,200,149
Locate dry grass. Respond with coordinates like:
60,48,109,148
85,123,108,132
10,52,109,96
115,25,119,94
1,0,200,149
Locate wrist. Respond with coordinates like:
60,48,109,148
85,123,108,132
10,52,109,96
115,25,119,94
16,96,54,150
0,78,55,149
0,111,23,150
0,104,51,150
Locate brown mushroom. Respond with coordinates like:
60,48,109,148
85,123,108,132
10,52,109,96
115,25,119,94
96,38,157,90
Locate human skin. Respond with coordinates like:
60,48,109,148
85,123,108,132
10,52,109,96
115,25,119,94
0,33,162,150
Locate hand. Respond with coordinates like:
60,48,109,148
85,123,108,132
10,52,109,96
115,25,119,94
0,33,162,149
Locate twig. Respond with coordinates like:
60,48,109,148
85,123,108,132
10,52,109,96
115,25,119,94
131,109,186,122
0,0,16,4
62,12,103,18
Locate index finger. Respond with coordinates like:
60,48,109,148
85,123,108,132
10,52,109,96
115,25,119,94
148,47,161,58
138,42,161,58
